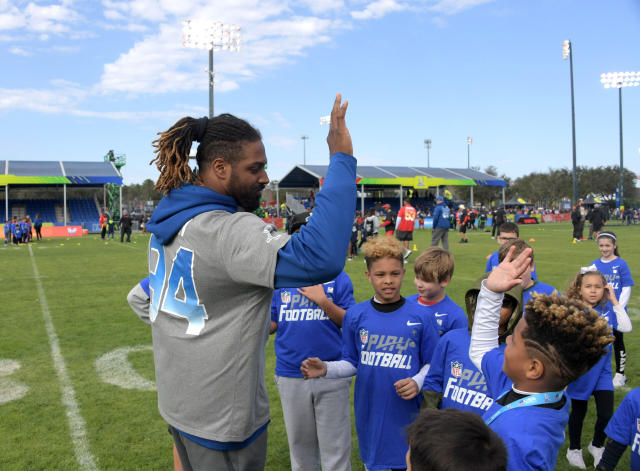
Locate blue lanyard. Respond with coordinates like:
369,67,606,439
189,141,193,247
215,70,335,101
485,390,564,425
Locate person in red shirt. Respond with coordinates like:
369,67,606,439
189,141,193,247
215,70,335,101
396,199,417,262
99,212,108,239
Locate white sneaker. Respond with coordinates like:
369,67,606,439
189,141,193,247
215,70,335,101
613,373,627,388
566,449,586,469
588,443,604,467
403,249,412,260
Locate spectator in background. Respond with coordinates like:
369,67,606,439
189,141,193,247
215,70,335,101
381,203,396,237
100,212,108,239
491,206,505,239
430,195,450,250
120,210,132,243
34,213,42,240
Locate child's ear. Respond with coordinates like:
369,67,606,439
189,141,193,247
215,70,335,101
525,357,544,381
440,276,451,288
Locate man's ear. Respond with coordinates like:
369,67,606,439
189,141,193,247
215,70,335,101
211,157,230,180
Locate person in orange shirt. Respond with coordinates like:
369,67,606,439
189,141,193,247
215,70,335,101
396,199,417,262
99,212,108,239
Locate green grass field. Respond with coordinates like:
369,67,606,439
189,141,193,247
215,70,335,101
1,222,639,470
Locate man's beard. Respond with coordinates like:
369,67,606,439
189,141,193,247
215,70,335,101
229,180,263,212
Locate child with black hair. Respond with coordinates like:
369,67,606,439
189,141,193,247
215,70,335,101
591,230,634,388
564,266,632,469
301,237,439,471
405,408,507,471
470,246,615,471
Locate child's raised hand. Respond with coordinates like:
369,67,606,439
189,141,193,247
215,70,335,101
394,378,419,400
606,284,619,305
485,245,532,293
300,357,327,379
297,284,328,306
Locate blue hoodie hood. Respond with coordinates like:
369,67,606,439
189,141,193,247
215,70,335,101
146,184,238,245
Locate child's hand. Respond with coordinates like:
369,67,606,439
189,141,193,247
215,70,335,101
486,245,532,293
297,284,328,307
300,357,327,379
394,378,419,400
606,284,619,305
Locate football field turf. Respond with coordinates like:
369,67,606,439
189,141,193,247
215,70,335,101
1,221,639,470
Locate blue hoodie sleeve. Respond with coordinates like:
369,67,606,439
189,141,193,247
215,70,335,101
274,153,356,288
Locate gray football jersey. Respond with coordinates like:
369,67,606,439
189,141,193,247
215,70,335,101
148,210,289,442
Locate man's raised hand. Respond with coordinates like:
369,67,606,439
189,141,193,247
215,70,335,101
485,246,532,293
326,93,353,157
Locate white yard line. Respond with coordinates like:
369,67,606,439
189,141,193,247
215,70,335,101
28,245,99,471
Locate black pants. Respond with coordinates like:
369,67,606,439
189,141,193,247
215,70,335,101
121,228,131,242
101,226,107,239
568,390,614,449
35,226,42,240
614,330,626,374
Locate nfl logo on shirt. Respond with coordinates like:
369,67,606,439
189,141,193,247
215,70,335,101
359,329,369,345
281,291,291,304
450,361,463,378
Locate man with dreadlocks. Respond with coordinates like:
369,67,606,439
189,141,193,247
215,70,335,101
469,246,614,471
144,95,356,471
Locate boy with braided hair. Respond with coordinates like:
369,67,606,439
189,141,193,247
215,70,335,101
470,246,614,471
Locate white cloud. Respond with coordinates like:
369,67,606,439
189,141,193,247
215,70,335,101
0,1,81,35
429,0,494,15
265,136,298,149
300,0,345,15
351,0,406,20
8,45,31,56
272,112,291,128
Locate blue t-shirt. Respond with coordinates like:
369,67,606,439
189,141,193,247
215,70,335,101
481,344,513,399
484,394,570,471
342,298,439,471
423,329,494,415
271,271,355,377
3,223,11,237
591,257,634,302
406,293,466,336
566,302,616,400
486,251,538,281
604,387,640,469
523,281,557,306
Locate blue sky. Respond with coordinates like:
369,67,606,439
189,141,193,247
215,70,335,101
1,0,639,185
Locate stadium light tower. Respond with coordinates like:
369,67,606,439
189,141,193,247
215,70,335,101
301,135,309,165
563,40,579,206
600,71,640,210
182,20,241,118
466,137,473,206
424,139,432,167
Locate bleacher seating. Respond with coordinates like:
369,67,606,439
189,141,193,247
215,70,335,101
1,198,99,227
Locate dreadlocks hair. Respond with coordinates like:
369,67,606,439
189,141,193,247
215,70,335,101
362,236,404,270
150,114,262,195
565,270,610,308
521,292,613,388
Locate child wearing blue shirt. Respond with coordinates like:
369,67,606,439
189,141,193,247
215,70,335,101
408,247,466,336
270,211,356,471
470,246,615,471
591,231,634,388
301,237,439,471
496,239,557,305
596,387,640,470
422,273,523,415
565,266,632,469
485,222,537,281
